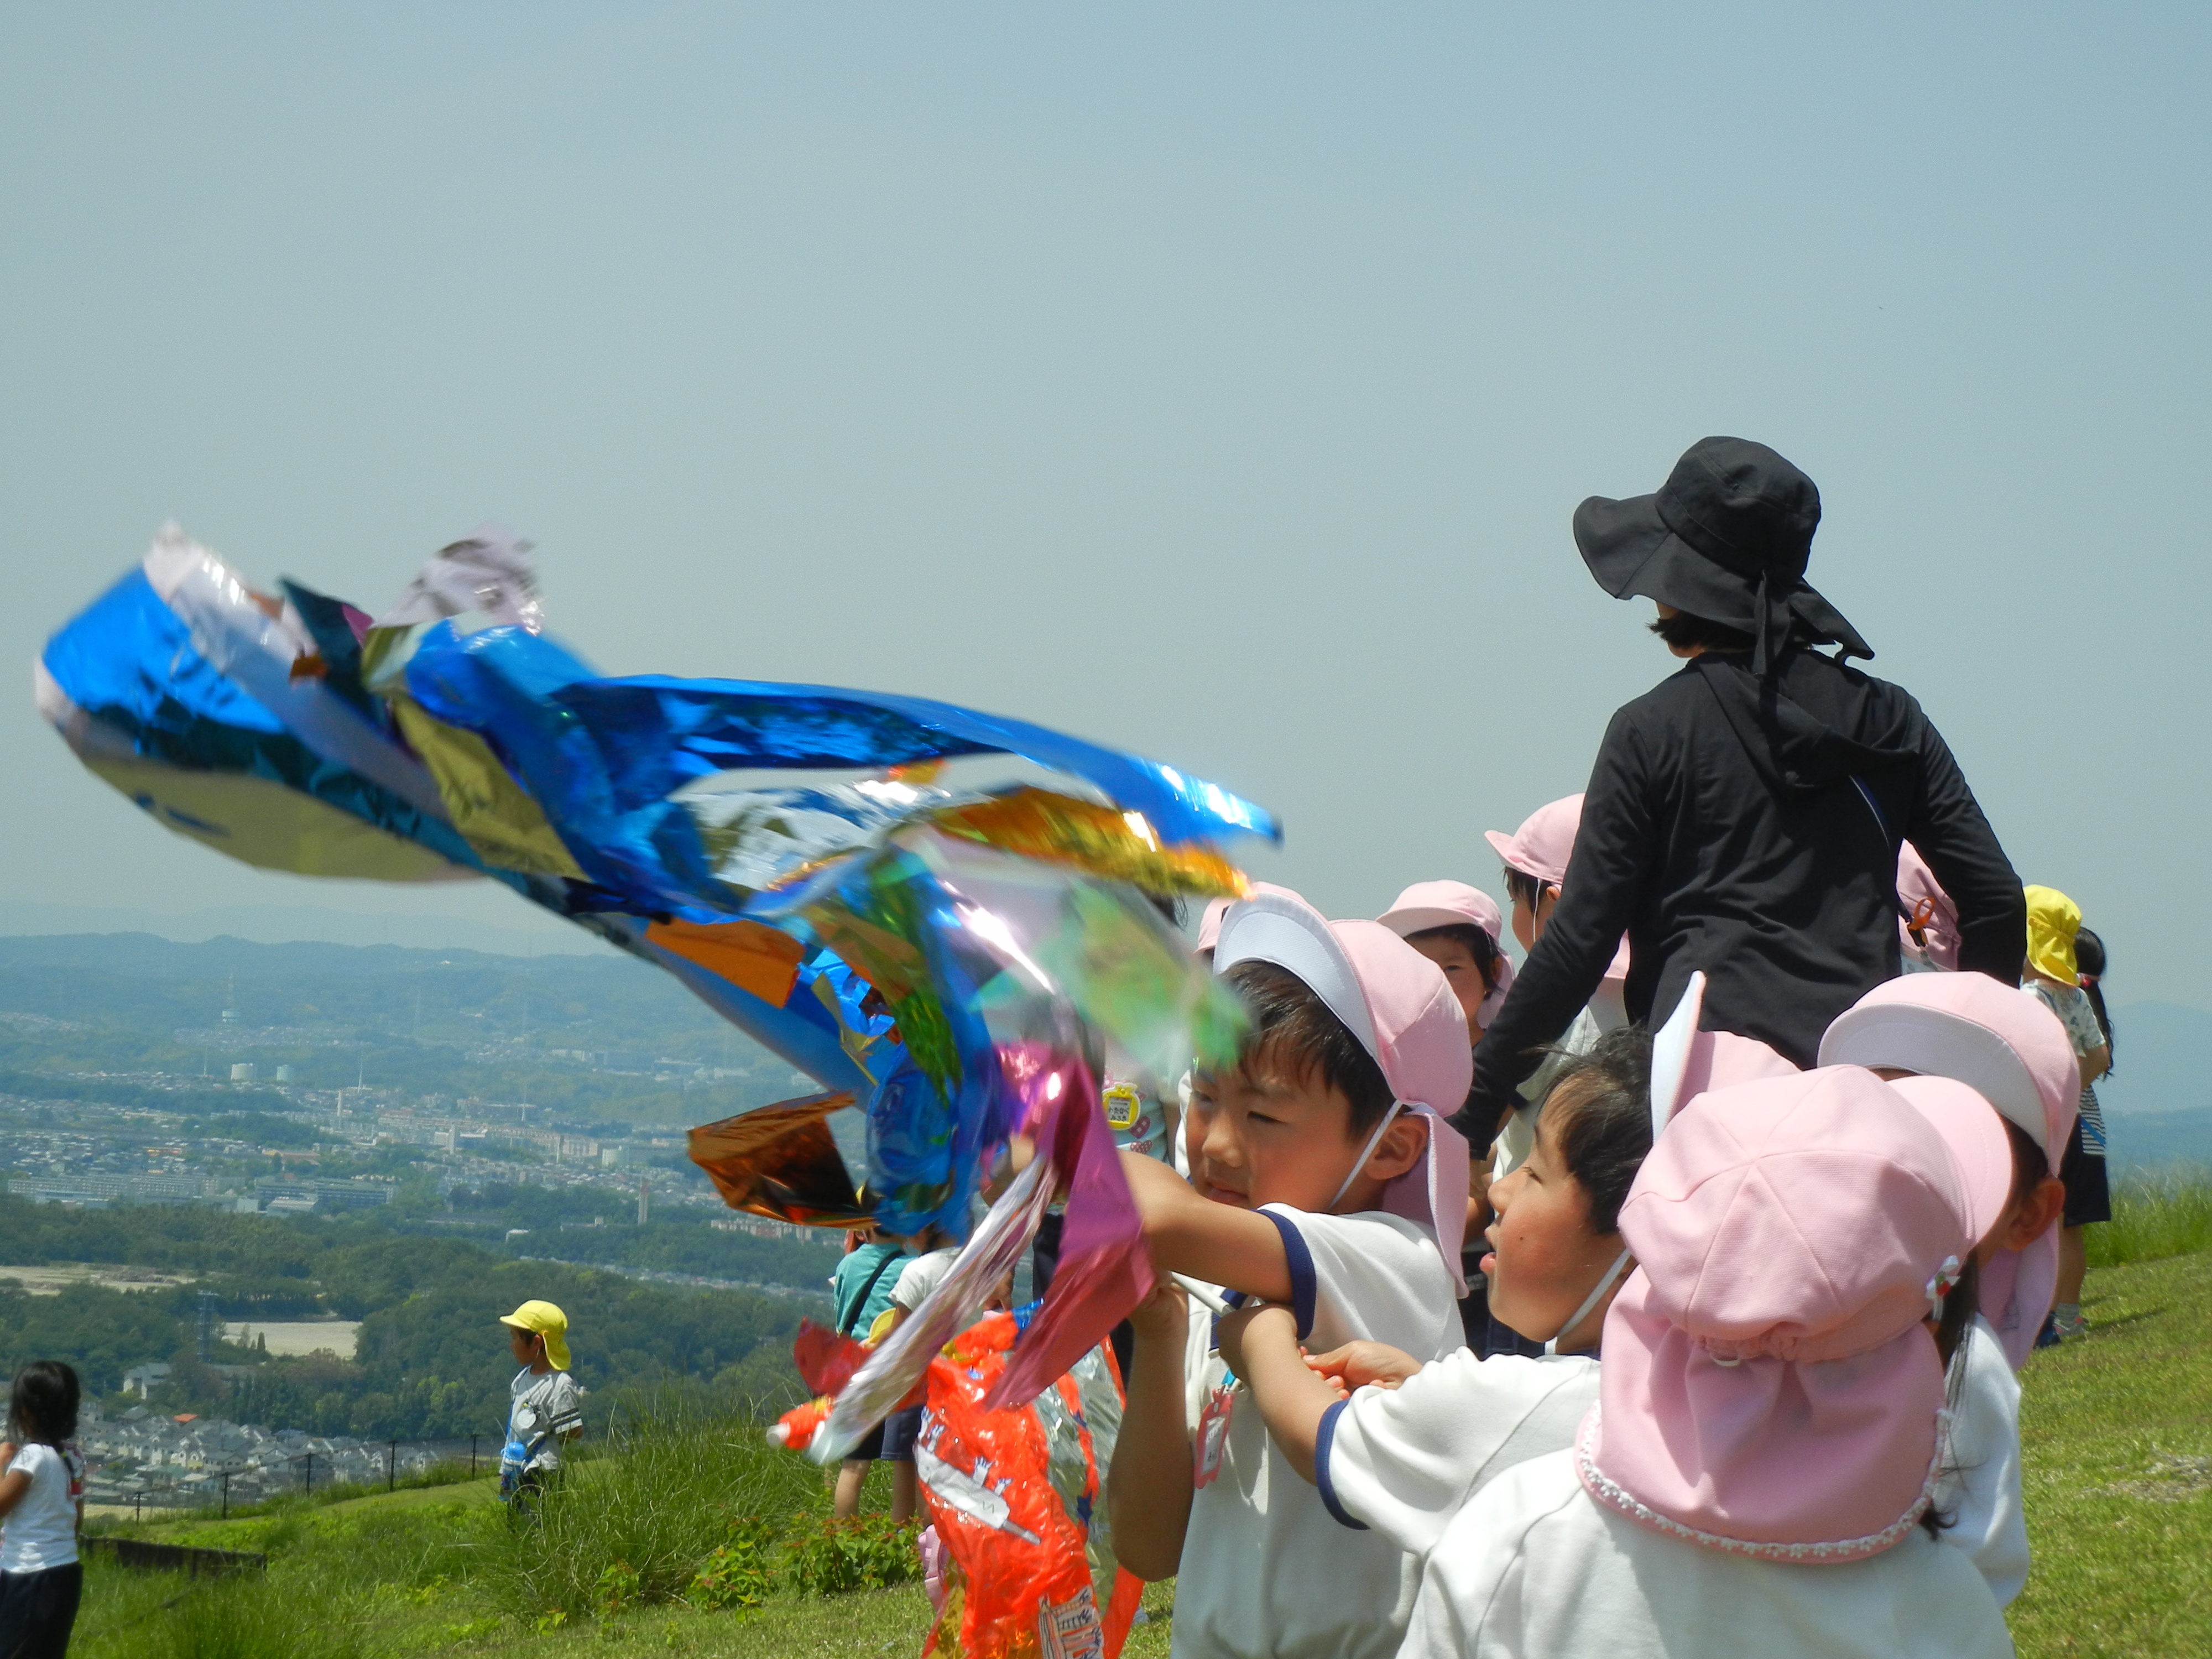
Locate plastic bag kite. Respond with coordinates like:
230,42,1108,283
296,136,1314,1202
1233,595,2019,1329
916,1312,1141,1659
38,522,1271,1421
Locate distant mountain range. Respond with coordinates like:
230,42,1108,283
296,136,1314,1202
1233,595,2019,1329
2094,1001,2212,1172
0,899,598,956
2,918,2206,1171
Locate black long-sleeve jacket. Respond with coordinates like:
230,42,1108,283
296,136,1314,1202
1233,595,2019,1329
1462,649,2025,1147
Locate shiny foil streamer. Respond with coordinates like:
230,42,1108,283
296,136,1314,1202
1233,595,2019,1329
686,1091,872,1228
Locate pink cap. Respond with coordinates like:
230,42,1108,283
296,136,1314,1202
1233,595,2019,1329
1818,973,2079,1170
1375,879,1516,1024
1896,847,1961,972
1484,794,1628,981
1194,896,1234,955
1648,975,1799,1135
1818,972,2081,1369
1214,891,1474,1288
1484,794,1584,888
1884,1074,2017,1248
1580,1066,1983,1562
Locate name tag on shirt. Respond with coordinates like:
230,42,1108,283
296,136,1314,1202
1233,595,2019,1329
1194,1380,1236,1488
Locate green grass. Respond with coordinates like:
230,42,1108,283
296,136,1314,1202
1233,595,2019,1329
71,1197,2212,1657
2010,1247,2212,1657
2088,1172,2212,1269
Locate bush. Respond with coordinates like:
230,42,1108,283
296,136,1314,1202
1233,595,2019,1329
2088,1172,2212,1267
686,1517,779,1612
483,1394,825,1621
779,1515,924,1598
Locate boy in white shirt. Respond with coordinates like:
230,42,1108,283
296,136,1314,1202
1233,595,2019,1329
1819,969,2079,1604
1108,889,1473,1659
1339,1067,2016,1659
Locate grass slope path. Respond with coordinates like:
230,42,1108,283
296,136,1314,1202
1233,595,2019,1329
2009,1248,2212,1657
65,1244,2212,1658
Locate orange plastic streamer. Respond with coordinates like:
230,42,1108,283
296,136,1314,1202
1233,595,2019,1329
645,916,808,1005
917,1312,1141,1659
924,789,1248,900
686,1091,871,1228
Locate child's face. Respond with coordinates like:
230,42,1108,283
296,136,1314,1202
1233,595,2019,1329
1185,1045,1380,1214
1404,935,1489,1045
509,1327,542,1366
1481,1092,1626,1347
1509,884,1559,952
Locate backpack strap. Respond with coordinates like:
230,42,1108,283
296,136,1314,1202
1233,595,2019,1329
837,1250,901,1337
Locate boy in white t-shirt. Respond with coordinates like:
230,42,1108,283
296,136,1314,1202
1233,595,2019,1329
1108,890,1474,1659
1819,970,2079,1604
498,1300,585,1520
0,1360,85,1659
1374,1067,2016,1659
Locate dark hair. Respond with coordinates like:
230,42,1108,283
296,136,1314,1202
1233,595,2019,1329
2074,927,2114,1068
1648,611,1757,654
1403,922,1504,997
1219,959,1396,1136
2000,1117,2045,1218
8,1361,80,1447
1501,865,1552,915
1923,1253,1986,1538
1538,1024,1655,1235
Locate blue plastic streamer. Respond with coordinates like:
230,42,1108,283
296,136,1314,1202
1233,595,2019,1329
402,621,1276,924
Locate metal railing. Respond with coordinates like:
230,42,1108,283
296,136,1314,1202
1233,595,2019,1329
96,1433,492,1522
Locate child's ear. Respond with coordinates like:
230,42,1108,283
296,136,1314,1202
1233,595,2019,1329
1364,1113,1429,1182
1998,1176,2068,1252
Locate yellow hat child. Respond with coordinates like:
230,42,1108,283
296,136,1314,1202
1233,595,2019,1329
2022,885,2082,986
499,1300,572,1370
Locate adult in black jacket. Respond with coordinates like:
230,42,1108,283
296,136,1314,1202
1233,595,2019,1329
1463,437,2026,1149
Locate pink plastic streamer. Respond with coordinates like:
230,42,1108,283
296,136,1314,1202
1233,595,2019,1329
811,1045,1081,1462
985,1052,1154,1411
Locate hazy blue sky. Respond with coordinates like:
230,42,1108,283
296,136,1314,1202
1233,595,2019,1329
4,5,2206,1007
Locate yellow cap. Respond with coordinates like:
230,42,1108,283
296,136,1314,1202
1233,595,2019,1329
2023,885,2081,987
499,1300,571,1370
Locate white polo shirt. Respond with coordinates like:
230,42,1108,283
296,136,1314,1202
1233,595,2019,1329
1169,1206,1463,1659
1313,1348,1599,1551
1396,1447,2012,1659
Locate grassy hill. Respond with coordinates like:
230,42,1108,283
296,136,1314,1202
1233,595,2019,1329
70,1187,2212,1659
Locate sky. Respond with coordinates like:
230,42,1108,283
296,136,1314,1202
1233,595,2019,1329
3,4,2207,1009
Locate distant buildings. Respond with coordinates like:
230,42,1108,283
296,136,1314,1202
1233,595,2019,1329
121,1363,171,1398
247,1178,394,1213
80,1407,462,1511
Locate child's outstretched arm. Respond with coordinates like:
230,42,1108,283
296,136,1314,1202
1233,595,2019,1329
1120,1151,1293,1303
1303,1340,1426,1395
1217,1303,1339,1486
1107,1279,1196,1581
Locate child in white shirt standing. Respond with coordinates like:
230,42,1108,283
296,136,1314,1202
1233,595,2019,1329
1484,796,1632,1167
2020,885,2111,1342
1218,1022,1655,1552
1329,1067,2015,1659
1108,889,1474,1659
0,1360,85,1659
1819,969,2078,1603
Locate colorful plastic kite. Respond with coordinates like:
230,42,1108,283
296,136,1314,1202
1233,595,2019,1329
38,524,1269,1423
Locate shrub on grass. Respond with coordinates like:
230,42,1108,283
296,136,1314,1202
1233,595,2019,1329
687,1516,779,1611
484,1392,825,1621
779,1516,924,1598
2088,1171,2212,1267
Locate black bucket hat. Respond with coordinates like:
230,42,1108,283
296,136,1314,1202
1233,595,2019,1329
1574,436,1872,674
